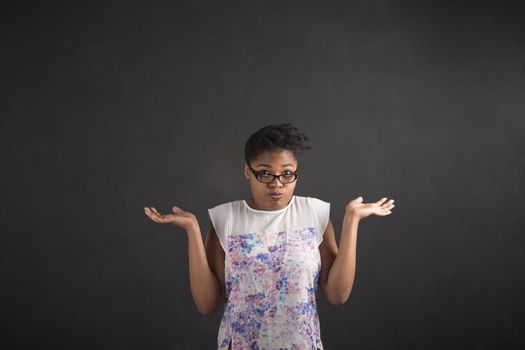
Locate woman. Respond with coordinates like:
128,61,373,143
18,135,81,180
144,123,395,349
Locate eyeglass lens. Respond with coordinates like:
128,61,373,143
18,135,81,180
257,173,296,183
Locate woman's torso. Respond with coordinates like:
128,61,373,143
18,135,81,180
209,195,330,350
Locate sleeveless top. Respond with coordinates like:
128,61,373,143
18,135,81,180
208,195,330,350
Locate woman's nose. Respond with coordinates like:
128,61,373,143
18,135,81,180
269,178,284,187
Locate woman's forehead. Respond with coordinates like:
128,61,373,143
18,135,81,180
251,150,297,167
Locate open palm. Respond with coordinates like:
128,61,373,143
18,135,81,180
346,196,395,220
144,206,196,230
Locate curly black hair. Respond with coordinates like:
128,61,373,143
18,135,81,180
244,123,312,166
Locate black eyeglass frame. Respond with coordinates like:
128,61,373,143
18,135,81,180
247,165,298,184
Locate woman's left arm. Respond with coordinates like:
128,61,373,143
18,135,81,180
319,196,395,305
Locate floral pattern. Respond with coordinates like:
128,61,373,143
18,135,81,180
217,226,324,350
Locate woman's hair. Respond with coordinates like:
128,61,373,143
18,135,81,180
244,123,311,165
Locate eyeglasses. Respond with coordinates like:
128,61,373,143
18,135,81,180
248,165,298,184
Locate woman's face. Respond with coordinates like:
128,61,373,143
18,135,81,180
243,149,298,211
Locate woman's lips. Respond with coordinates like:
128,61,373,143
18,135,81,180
269,193,283,200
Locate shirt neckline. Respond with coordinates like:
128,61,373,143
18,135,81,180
242,195,295,214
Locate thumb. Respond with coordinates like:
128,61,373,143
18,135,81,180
356,196,363,202
172,206,183,213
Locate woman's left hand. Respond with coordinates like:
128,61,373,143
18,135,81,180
345,196,395,220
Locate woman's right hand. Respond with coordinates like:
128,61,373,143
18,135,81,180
144,206,197,231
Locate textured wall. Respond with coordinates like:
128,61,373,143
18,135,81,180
3,1,524,349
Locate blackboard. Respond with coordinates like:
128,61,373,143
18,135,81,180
3,1,524,349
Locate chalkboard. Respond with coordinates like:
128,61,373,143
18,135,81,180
2,1,524,349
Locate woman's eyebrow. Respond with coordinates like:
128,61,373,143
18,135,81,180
256,163,295,168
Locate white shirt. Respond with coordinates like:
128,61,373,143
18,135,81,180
208,195,330,350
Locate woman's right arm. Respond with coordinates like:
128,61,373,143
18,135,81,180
144,206,225,316
186,220,225,315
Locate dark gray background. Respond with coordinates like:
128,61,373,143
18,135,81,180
2,1,524,349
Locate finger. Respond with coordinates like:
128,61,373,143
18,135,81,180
145,211,160,222
151,207,162,216
145,207,169,223
379,199,395,208
172,206,183,214
378,206,391,214
376,197,388,205
145,208,159,218
151,210,164,220
380,203,395,210
144,207,156,218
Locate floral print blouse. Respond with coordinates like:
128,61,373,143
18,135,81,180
208,195,331,350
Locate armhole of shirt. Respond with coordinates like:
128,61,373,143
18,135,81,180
309,197,330,246
207,203,230,254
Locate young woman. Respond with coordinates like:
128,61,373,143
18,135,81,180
144,123,395,350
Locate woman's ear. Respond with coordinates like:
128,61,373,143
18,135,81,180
244,164,250,179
